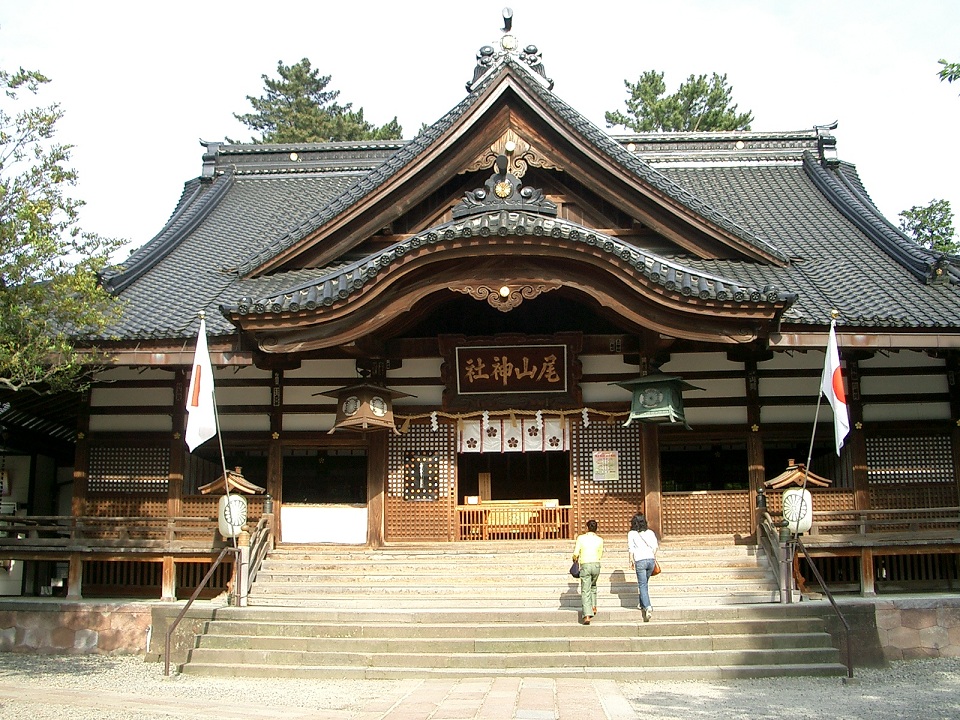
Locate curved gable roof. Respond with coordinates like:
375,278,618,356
233,57,790,278
221,210,796,353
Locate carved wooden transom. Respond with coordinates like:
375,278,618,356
450,283,561,312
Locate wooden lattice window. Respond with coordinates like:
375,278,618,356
866,435,958,509
386,422,457,540
88,446,169,494
570,420,643,534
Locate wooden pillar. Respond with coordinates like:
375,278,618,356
641,424,662,537
847,359,870,511
367,432,387,547
744,359,765,535
161,556,176,601
945,353,960,504
66,554,83,599
169,369,186,519
268,370,283,539
71,388,91,517
860,548,876,595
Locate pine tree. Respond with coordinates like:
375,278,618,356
233,59,402,143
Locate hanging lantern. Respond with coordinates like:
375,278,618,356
781,487,813,534
218,494,247,539
613,371,704,429
321,383,414,434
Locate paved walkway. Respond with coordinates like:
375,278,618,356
0,675,638,720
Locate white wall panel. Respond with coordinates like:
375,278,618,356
583,382,632,403
387,358,442,377
95,368,172,381
90,387,173,407
394,387,443,406
89,415,171,432
863,403,951,422
684,406,747,425
284,386,332,405
580,354,637,374
215,386,271,406
760,377,820,398
283,413,336,432
860,350,944,370
760,406,819,424
694,378,744,399
217,415,270,432
861,374,948,396
285,359,356,379
662,352,742,373
760,351,823,371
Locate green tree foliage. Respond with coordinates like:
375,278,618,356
0,66,122,393
939,58,960,89
605,70,753,133
898,199,958,254
233,58,402,143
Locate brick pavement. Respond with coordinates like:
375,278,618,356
0,676,639,720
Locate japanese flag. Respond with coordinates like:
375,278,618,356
821,320,850,455
185,318,217,452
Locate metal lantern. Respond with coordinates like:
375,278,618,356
613,372,704,429
321,383,413,434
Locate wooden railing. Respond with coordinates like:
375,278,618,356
808,507,960,537
456,501,570,540
0,514,277,601
0,515,222,552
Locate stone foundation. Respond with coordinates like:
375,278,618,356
873,598,960,661
2,597,960,663
0,600,153,654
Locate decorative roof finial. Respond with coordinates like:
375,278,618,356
466,9,554,92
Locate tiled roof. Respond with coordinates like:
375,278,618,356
220,211,795,318
99,56,960,343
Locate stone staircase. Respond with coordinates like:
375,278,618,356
178,537,846,680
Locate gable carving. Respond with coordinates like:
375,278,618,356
462,128,561,179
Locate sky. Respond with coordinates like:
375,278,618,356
1,0,958,257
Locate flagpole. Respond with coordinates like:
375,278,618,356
196,312,239,555
797,309,839,535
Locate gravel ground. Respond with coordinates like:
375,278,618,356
0,653,958,719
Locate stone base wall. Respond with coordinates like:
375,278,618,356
0,601,152,654
874,598,960,661
1,597,960,663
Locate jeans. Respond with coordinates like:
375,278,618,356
634,558,655,609
578,561,601,617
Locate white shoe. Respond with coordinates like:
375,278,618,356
642,607,652,622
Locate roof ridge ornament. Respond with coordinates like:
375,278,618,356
466,8,554,92
452,153,558,219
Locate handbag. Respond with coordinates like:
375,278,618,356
569,559,580,578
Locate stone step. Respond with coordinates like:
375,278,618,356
179,540,833,681
196,630,833,653
204,604,816,624
201,617,828,639
184,644,839,670
244,593,783,608
180,660,847,681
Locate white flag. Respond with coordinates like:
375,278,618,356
185,318,217,452
821,320,850,455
